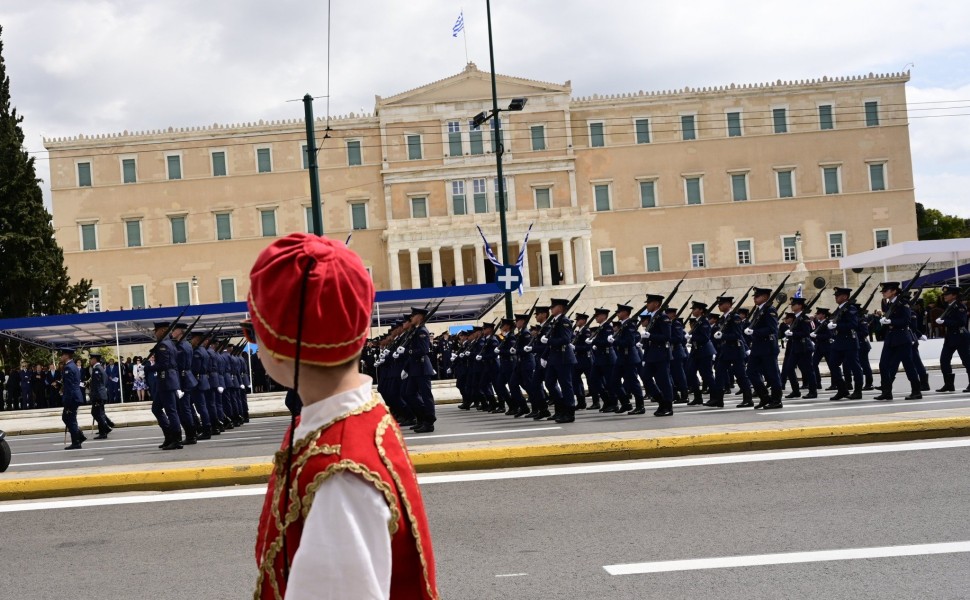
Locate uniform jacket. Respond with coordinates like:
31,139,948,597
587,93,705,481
545,315,578,366
89,362,109,403
615,319,643,366
61,360,84,408
830,303,861,351
748,304,780,358
881,298,915,349
515,329,536,372
206,347,225,389
590,325,617,366
192,346,212,391
406,325,436,377
176,338,199,390
641,312,672,363
941,301,970,347
715,313,749,361
151,338,181,391
670,320,688,360
689,317,716,358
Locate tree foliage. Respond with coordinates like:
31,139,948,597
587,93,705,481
916,202,970,240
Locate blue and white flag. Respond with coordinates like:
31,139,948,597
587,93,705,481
476,223,534,296
452,12,464,37
794,283,804,299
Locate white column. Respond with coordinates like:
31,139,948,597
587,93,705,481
475,243,486,284
453,245,465,286
431,246,443,288
520,242,532,287
582,235,594,283
561,236,575,285
388,249,401,290
409,248,421,289
572,238,585,283
540,238,553,287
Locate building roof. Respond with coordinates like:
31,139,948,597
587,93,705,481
839,239,970,270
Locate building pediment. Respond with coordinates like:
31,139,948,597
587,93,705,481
376,62,570,111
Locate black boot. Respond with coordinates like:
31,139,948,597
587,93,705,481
183,425,198,445
763,388,784,410
589,394,602,411
158,430,171,449
198,426,212,441
785,388,802,399
653,400,673,417
673,390,688,405
688,389,704,406
617,399,633,413
162,431,183,450
752,387,770,409
905,384,922,401
863,376,874,391
920,374,930,392
937,374,956,393
703,390,724,408
627,397,646,415
874,382,893,401
848,385,863,400
830,386,850,401
736,390,754,408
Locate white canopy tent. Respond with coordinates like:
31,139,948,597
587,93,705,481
839,239,970,284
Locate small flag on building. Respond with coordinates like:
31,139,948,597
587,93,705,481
452,12,464,37
794,283,803,299
476,223,534,296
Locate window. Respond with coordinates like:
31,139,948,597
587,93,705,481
731,173,748,201
130,285,146,309
410,197,428,219
493,177,507,210
823,166,841,194
782,236,798,262
690,243,707,268
777,169,795,198
122,158,137,183
644,246,661,272
447,121,462,157
531,125,546,151
351,202,368,230
347,140,362,166
86,289,101,313
451,181,467,215
469,120,484,155
865,101,879,126
211,151,227,176
302,144,310,169
588,122,605,147
599,249,616,276
869,163,886,191
166,154,182,180
635,118,651,144
304,206,314,233
80,223,97,251
593,184,611,211
220,279,236,303
175,282,191,307
535,187,552,209
407,135,423,160
77,162,92,187
819,104,834,130
772,108,788,133
685,176,703,205
736,239,753,265
473,179,488,213
125,220,142,248
170,216,187,244
828,232,845,258
256,147,272,173
875,229,891,249
726,112,742,137
260,209,277,237
681,115,696,140
215,212,232,240
639,180,656,208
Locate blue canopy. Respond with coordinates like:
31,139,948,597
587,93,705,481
903,262,970,288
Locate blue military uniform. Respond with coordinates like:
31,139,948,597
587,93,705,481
528,312,552,420
638,297,674,416
402,308,436,433
783,301,819,398
542,299,578,423
666,313,689,404
744,290,783,409
613,305,644,414
190,335,213,439
826,289,864,400
509,316,535,418
875,282,923,401
88,356,112,438
710,297,753,408
936,286,970,393
572,315,592,410
811,309,838,392
477,326,501,412
588,308,619,411
496,320,519,415
687,303,717,406
147,323,184,449
60,349,85,449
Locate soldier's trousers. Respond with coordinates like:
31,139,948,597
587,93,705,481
404,375,435,423
497,361,515,407
940,340,970,375
859,346,873,380
151,390,181,436
545,363,575,414
640,359,674,405
714,355,751,393
509,363,532,411
588,362,614,403
829,347,863,390
912,342,928,379
190,388,211,428
878,343,921,390
688,351,715,391
669,356,688,393
176,391,196,435
204,389,219,427
614,363,644,404
91,401,111,435
815,345,843,388
62,405,82,443
746,351,782,393
530,365,548,413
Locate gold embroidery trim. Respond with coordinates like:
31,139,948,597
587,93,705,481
249,292,369,349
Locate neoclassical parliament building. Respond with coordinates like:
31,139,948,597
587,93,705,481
46,64,917,311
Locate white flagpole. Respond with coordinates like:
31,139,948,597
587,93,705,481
462,9,469,64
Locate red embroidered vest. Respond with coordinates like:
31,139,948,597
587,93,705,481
254,398,438,599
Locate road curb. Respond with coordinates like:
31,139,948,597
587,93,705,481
3,415,969,501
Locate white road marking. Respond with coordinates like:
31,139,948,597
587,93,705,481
0,487,268,513
16,436,264,456
603,541,970,575
495,573,528,578
10,458,104,468
756,396,970,415
404,426,561,441
43,429,281,446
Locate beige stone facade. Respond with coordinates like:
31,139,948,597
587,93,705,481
46,64,917,312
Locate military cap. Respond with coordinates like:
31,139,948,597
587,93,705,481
752,287,772,297
152,321,171,329
815,307,832,316
716,296,734,305
574,312,589,321
472,326,483,332
691,301,708,311
482,322,495,330
737,308,750,317
514,313,530,321
409,306,429,317
942,285,962,296
550,298,569,308
664,307,678,315
790,297,807,306
171,322,188,330
499,318,515,327
645,293,665,303
784,312,796,319
530,324,541,331
833,287,852,296
638,312,651,321
616,303,633,313
880,281,901,291
57,347,76,356
593,307,610,316
88,352,102,360
534,305,550,314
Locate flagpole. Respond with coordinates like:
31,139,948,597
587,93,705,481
462,8,469,64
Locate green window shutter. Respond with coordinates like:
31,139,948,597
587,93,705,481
594,185,610,211
589,123,605,147
347,140,362,166
635,119,650,144
260,210,276,237
407,135,422,160
257,148,272,173
686,178,702,205
305,206,314,232
212,151,227,176
731,174,748,201
535,188,551,209
77,162,92,187
171,217,187,244
773,108,787,133
690,243,706,268
351,203,367,230
681,115,696,140
175,282,190,307
599,251,615,276
824,167,840,194
645,247,660,272
865,101,879,126
302,145,309,169
452,195,466,215
167,155,182,180
869,163,885,191
473,193,488,213
469,129,484,155
216,213,232,240
411,198,427,218
81,224,97,250
819,105,834,130
125,221,142,247
531,126,546,151
639,181,656,208
875,230,890,248
220,279,236,303
777,171,794,198
130,286,146,309
726,112,742,137
122,159,137,183
448,132,462,157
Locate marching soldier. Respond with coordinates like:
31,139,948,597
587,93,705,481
857,305,876,391
743,287,783,410
147,322,184,450
710,296,753,408
613,304,642,414
59,348,86,450
638,295,674,417
784,297,819,398
527,309,552,420
478,322,501,413
402,307,437,433
665,307,689,404
171,323,200,445
541,298,577,423
811,308,837,392
826,288,864,400
86,353,112,438
587,308,616,411
495,318,517,415
190,331,213,439
572,313,592,410
874,282,923,401
935,286,970,393
508,314,534,418
687,301,716,406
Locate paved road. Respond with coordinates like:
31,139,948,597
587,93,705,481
5,372,970,473
2,438,969,599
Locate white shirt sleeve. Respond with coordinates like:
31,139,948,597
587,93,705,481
284,471,393,600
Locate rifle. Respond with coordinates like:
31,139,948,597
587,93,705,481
748,269,795,328
884,259,931,320
178,311,205,343
540,285,587,335
643,275,687,333
146,304,191,360
860,286,880,313
829,274,874,322
706,289,729,313
675,294,693,320
715,286,753,333
392,299,446,352
518,297,541,329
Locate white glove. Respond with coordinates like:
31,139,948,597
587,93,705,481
936,318,945,325
475,355,482,361
746,350,751,356
784,330,793,338
920,335,928,341
240,384,245,389
569,343,575,350
880,317,891,325
591,345,598,350
827,322,837,330
446,368,452,374
401,371,408,380
112,377,119,382
541,336,549,344
523,346,533,352
176,390,184,399
743,328,754,336
643,332,651,339
685,334,692,341
713,331,723,340
540,359,548,368
810,332,817,339
79,382,85,388
494,348,500,354
510,348,517,355
607,335,615,343
585,338,595,345
217,386,224,393
636,342,643,350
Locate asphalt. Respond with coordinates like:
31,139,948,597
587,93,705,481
2,439,969,600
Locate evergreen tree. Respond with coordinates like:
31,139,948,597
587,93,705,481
0,25,91,366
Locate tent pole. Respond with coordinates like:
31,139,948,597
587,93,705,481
955,253,960,286
375,301,381,337
842,269,848,287
115,322,125,404
883,261,888,281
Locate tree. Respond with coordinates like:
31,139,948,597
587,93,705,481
0,25,91,367
915,202,970,240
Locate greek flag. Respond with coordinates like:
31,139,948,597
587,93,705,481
476,223,534,296
794,283,804,299
452,12,464,37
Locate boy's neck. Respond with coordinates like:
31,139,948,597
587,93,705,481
299,367,365,408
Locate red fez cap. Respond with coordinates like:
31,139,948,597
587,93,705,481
248,234,374,366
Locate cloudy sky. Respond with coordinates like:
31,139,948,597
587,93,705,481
3,0,970,216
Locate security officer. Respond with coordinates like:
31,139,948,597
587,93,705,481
826,288,864,400
190,331,213,440
171,323,199,444
613,304,643,414
710,297,753,408
87,353,112,439
509,314,534,418
935,286,970,393
665,307,689,404
541,298,577,423
587,308,617,411
638,295,674,417
874,282,923,401
572,313,592,410
687,301,716,406
743,287,783,409
495,318,517,415
784,297,819,399
59,347,86,450
148,322,184,450
401,307,437,433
